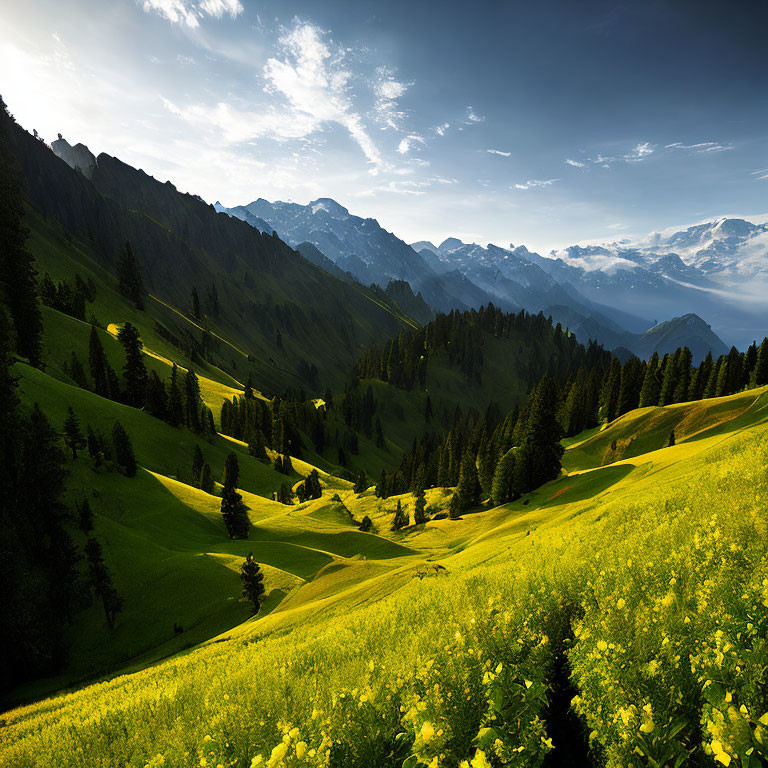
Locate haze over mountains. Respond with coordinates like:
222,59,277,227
214,193,766,360
46,137,757,363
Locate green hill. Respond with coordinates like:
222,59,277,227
3,386,765,767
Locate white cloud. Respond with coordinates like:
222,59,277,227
141,0,243,27
373,67,409,129
465,106,484,123
514,178,558,190
486,149,511,157
397,134,425,155
565,158,586,167
165,22,389,172
624,142,654,162
665,141,734,154
434,122,450,136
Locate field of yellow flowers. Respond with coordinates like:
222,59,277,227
2,391,767,768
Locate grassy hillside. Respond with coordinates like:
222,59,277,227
4,387,765,767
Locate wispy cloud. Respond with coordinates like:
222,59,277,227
665,141,734,154
397,134,425,155
434,122,450,136
565,158,586,167
373,67,409,130
486,149,511,157
624,141,654,161
164,21,392,173
141,0,243,28
752,168,768,181
514,178,558,190
465,106,485,123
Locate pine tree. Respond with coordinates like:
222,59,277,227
353,471,367,494
85,538,123,629
514,375,564,493
146,371,168,420
117,241,145,310
753,338,768,387
112,420,137,477
455,451,481,511
374,416,385,449
302,469,322,500
223,451,240,491
391,499,408,530
168,364,183,427
0,107,43,365
359,515,373,532
86,424,105,466
200,462,214,494
600,359,622,422
78,498,94,532
69,352,89,389
184,368,201,431
191,444,204,485
89,324,119,400
639,353,661,407
62,406,85,459
191,287,201,320
221,485,250,539
247,429,268,462
240,553,265,614
413,486,428,525
668,429,676,447
376,468,388,499
117,322,147,407
491,448,518,505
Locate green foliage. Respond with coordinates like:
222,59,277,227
392,499,408,530
111,420,137,477
63,406,85,459
85,538,123,630
117,241,145,310
240,553,265,614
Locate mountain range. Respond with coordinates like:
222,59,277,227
214,195,758,361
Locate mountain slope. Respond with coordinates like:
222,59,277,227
4,385,765,766
3,122,416,394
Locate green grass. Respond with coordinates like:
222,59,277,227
4,385,765,767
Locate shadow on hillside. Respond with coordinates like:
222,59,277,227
539,463,634,509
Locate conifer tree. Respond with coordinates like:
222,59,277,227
167,363,183,427
117,322,147,408
376,468,388,499
359,515,373,532
375,416,385,449
0,105,43,365
491,448,518,506
221,485,250,538
247,429,268,462
659,351,679,406
240,553,265,614
146,371,168,420
638,352,661,407
668,429,676,447
86,424,105,466
191,287,201,319
85,538,123,629
600,359,622,422
63,406,85,459
302,469,322,500
200,463,214,494
753,338,768,387
353,471,368,494
424,395,433,423
112,420,137,477
704,358,720,398
514,375,564,493
191,444,204,485
392,499,408,530
223,451,240,491
455,451,481,511
184,368,201,431
78,498,94,532
69,352,89,389
88,325,111,398
413,486,428,525
117,241,145,310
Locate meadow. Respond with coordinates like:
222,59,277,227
2,384,766,767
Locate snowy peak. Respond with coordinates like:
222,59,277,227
438,237,465,253
308,197,350,219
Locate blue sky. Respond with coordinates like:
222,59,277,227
1,0,766,252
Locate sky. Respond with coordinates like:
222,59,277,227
1,0,767,253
